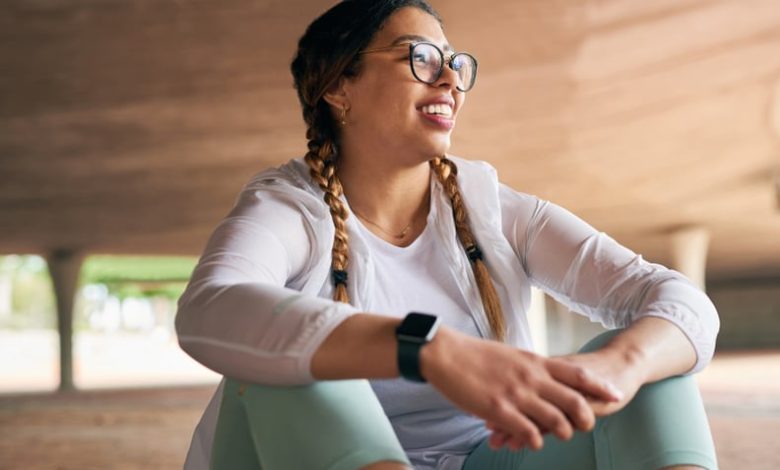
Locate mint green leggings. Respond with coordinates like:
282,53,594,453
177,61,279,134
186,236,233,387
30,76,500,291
210,330,718,470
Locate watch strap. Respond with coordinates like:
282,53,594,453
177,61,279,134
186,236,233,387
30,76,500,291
396,312,440,383
397,339,426,382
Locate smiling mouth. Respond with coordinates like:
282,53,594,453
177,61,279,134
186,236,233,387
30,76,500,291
419,103,453,118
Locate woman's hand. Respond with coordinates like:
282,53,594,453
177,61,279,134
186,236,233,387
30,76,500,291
484,345,648,450
557,347,648,416
420,327,624,451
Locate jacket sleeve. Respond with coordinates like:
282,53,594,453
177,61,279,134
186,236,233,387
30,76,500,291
175,187,359,385
499,184,720,374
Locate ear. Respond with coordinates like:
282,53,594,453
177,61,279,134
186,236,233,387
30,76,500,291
322,75,351,111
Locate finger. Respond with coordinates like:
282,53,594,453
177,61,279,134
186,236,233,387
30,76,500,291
547,360,623,402
539,381,596,431
522,395,574,441
489,431,510,450
586,396,620,417
506,434,527,451
490,418,549,435
493,424,550,436
490,428,525,452
487,421,525,441
493,425,554,451
490,402,544,450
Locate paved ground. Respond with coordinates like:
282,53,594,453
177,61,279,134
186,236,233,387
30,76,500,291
0,350,778,470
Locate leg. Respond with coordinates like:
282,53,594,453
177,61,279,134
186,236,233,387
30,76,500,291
463,330,718,470
463,422,599,470
210,380,262,469
580,330,718,470
211,378,411,470
361,464,412,470
662,467,706,470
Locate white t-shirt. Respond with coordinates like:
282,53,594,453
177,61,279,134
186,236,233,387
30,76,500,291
354,203,488,470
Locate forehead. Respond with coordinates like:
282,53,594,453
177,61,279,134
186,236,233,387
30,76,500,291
370,6,450,51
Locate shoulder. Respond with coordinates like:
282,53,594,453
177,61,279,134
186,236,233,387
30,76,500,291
242,158,319,197
220,158,329,282
447,154,498,180
446,154,539,207
498,184,543,211
235,157,329,219
225,159,333,245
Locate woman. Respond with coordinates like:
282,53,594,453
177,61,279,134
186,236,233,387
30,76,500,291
175,1,720,469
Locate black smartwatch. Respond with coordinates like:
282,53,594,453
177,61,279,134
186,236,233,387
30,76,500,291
395,312,441,382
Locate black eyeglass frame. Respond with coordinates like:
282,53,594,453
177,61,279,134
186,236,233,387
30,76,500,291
360,41,478,92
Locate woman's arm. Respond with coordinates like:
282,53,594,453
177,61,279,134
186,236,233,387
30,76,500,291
558,315,697,418
312,312,624,450
175,187,360,385
499,184,720,377
487,185,719,449
483,315,698,450
310,313,402,379
599,315,697,383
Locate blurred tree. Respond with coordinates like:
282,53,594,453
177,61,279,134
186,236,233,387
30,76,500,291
80,256,196,300
0,255,197,330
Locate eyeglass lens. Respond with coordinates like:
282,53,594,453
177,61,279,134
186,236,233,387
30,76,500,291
411,43,477,92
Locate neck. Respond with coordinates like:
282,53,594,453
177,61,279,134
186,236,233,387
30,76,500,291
337,153,432,238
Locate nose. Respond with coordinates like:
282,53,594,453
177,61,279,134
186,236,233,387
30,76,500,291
433,58,460,92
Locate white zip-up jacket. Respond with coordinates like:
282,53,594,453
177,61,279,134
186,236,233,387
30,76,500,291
175,156,720,469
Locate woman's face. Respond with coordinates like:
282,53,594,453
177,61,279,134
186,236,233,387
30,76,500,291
340,7,466,166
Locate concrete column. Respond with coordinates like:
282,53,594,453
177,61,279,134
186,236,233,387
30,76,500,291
669,226,710,290
46,249,84,392
528,286,548,355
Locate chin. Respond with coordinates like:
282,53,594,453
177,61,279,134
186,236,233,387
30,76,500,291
431,141,452,159
421,134,452,159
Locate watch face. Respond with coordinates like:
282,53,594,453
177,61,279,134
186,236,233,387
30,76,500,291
397,312,440,342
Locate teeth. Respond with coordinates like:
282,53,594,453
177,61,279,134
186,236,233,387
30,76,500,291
421,104,453,117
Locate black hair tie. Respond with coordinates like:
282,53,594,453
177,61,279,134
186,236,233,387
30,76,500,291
465,244,483,263
331,269,348,286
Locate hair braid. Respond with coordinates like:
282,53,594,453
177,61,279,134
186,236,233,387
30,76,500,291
291,0,444,303
431,157,506,341
303,120,351,303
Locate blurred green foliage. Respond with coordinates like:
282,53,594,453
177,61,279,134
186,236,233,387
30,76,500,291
0,255,55,328
0,254,197,329
80,256,196,284
80,256,197,300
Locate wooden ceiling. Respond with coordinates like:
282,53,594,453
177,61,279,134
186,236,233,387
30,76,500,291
1,0,779,280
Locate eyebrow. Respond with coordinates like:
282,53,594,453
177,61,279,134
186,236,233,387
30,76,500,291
390,34,453,52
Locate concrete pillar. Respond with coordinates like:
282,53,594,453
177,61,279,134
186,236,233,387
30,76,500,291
669,226,710,290
528,286,548,355
46,249,84,392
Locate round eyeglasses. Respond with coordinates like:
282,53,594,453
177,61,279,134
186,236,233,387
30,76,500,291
361,42,478,92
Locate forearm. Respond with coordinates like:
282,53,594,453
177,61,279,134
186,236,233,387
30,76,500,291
602,316,697,383
310,313,405,380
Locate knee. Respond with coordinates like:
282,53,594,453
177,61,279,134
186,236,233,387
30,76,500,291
577,328,623,354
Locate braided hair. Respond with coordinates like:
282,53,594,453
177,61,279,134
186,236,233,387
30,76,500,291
290,0,506,340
